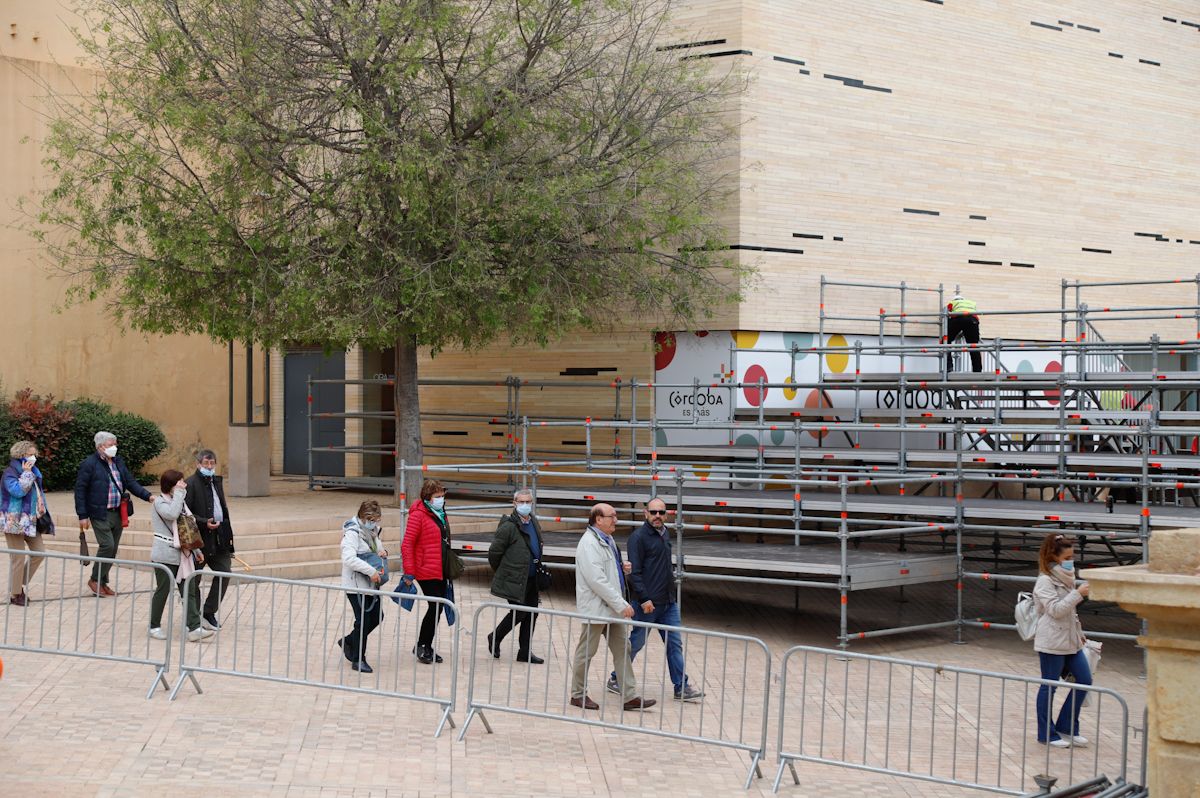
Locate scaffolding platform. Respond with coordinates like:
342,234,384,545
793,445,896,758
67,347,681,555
527,484,1200,530
454,529,959,591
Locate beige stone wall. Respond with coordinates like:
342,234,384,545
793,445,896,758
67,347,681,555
728,0,1200,340
6,0,1199,478
0,47,228,476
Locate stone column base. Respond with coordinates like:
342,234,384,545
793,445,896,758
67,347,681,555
227,425,271,497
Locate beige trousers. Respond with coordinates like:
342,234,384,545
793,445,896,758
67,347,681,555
571,622,637,701
5,532,46,598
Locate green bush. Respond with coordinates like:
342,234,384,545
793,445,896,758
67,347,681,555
38,398,167,491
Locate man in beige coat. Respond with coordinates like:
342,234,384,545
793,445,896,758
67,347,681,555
569,503,656,712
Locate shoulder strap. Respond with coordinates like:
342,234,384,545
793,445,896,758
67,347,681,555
102,457,125,494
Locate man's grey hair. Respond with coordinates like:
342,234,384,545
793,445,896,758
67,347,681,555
196,449,217,462
513,488,534,501
94,431,116,447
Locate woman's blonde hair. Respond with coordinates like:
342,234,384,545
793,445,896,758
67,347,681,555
9,440,35,460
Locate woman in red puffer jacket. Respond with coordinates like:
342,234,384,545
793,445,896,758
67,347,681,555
401,479,449,664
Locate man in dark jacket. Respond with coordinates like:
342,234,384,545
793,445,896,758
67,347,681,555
485,488,545,664
184,449,236,630
74,431,153,596
607,496,704,702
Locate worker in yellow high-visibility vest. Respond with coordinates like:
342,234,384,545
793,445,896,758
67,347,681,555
945,294,982,372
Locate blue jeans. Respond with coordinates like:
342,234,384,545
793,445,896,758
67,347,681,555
611,601,688,691
1036,649,1092,741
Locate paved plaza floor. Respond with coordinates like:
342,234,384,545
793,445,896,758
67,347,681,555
0,489,1148,796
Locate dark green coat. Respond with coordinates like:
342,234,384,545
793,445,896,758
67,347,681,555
489,511,542,602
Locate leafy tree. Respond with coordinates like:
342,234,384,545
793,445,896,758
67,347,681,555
33,0,748,501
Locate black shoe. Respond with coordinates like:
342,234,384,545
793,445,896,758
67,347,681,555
486,632,501,658
414,645,433,665
516,652,544,664
350,660,373,673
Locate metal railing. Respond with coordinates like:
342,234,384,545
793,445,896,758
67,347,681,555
0,548,176,699
773,645,1132,795
458,602,771,788
169,570,459,736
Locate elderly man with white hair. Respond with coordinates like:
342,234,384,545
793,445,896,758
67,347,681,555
486,487,548,664
74,431,152,596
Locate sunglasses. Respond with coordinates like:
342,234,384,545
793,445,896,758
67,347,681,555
647,509,668,516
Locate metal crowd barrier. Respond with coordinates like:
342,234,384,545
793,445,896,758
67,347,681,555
0,547,176,698
170,570,459,736
772,646,1131,795
458,602,770,788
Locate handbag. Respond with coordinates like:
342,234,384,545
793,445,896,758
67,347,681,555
442,538,465,581
1014,591,1039,641
35,512,55,536
357,551,390,586
177,510,204,553
104,461,133,529
534,560,553,590
78,530,90,564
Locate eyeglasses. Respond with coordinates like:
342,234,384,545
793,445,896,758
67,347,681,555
647,510,667,516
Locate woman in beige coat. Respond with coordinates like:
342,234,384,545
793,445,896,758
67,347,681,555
1032,533,1092,748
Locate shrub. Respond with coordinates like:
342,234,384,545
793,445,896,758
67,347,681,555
43,398,167,491
3,389,75,475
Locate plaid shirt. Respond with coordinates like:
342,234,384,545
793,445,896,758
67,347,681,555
105,458,124,509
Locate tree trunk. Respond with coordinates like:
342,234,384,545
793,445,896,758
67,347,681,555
393,333,423,506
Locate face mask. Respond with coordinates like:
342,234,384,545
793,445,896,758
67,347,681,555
1061,560,1075,572
362,520,378,532
24,455,36,465
199,467,215,478
515,503,533,517
430,496,445,511
103,446,118,458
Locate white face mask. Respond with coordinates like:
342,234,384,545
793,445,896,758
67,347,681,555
103,446,118,458
430,496,445,511
25,455,36,465
515,502,533,517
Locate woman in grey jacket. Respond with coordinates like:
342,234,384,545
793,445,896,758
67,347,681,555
338,500,386,673
1032,533,1092,748
149,470,211,642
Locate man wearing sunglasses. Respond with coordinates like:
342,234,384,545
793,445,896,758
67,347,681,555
607,497,704,702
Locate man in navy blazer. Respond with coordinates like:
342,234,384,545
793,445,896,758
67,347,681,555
74,431,152,596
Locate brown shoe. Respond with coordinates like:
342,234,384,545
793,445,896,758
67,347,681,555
10,592,26,607
87,580,105,597
622,697,657,711
100,584,116,597
569,695,600,710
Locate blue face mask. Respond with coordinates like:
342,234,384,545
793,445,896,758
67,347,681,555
430,496,445,511
362,520,378,533
1061,559,1075,572
515,503,533,517
199,467,215,478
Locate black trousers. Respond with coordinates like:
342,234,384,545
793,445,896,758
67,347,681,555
946,315,982,372
490,577,539,656
201,550,232,617
344,593,382,661
417,578,447,649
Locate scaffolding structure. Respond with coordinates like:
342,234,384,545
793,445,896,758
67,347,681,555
306,275,1200,646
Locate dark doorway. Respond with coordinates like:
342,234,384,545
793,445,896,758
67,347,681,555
283,349,345,476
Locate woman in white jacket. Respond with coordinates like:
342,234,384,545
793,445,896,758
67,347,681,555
338,500,386,673
1032,533,1092,748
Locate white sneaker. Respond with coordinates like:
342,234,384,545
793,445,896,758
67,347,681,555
1048,738,1071,748
187,627,215,642
147,627,167,640
1069,735,1089,747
